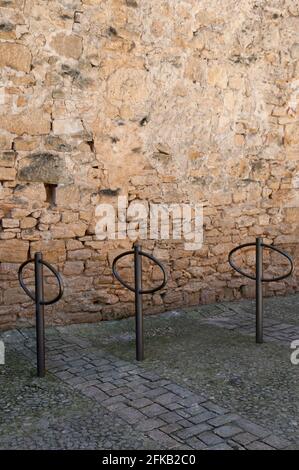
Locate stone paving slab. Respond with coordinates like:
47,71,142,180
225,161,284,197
0,350,160,450
1,294,299,450
3,340,286,450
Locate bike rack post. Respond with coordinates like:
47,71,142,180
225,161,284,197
229,237,294,344
256,238,263,343
35,252,46,376
112,243,167,361
18,252,64,377
134,243,144,361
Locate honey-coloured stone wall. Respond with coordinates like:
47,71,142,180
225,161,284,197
0,0,298,329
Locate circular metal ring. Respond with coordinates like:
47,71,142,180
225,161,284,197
112,250,167,294
18,259,36,301
112,250,136,292
39,260,64,305
139,251,167,294
18,258,64,304
228,243,257,280
228,242,294,283
261,243,294,282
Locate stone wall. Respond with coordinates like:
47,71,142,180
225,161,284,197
0,0,298,330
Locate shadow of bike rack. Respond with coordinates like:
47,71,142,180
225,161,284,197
229,237,294,344
18,252,64,377
112,243,167,361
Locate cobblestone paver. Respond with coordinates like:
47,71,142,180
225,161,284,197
201,304,299,346
5,342,288,450
0,349,160,450
2,294,298,450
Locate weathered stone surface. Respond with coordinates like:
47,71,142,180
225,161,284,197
18,153,71,184
2,218,19,228
290,43,299,59
67,248,92,260
0,151,15,167
207,66,228,89
45,136,72,152
0,135,12,150
0,21,15,40
94,292,119,305
51,222,87,239
63,261,84,275
0,42,31,72
0,167,16,180
0,0,298,328
0,239,29,262
13,137,39,151
0,0,24,8
53,119,84,136
51,33,83,60
0,112,50,136
30,240,66,263
20,217,36,229
284,122,299,146
3,286,28,305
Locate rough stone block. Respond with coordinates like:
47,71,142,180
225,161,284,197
51,33,83,60
18,153,71,184
20,217,37,229
53,118,84,136
51,222,87,239
0,151,15,167
2,218,19,228
0,42,31,72
30,240,66,263
0,239,29,262
0,167,16,180
0,112,50,136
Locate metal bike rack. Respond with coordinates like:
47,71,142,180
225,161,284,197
112,243,167,361
229,237,294,344
18,252,64,377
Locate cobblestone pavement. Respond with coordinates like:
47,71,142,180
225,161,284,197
0,349,160,450
1,294,298,450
